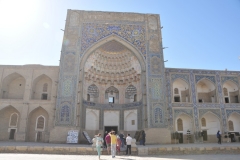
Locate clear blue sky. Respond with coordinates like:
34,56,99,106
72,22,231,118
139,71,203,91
0,0,240,71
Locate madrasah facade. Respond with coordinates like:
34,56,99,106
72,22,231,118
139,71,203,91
0,10,240,144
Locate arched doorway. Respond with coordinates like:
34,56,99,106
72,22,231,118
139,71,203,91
27,107,49,142
175,113,193,143
200,112,221,142
0,106,20,140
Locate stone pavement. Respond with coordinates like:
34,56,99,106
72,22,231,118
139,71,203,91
0,141,240,155
0,154,240,160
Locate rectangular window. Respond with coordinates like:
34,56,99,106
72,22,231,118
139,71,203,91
131,120,135,125
198,99,203,103
109,97,114,103
41,94,48,100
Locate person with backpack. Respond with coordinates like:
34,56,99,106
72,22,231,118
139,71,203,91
217,130,221,144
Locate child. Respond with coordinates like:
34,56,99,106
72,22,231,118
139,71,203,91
116,135,122,155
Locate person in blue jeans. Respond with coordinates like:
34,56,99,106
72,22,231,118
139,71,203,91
95,133,104,160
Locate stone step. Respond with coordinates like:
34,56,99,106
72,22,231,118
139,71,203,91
0,146,240,155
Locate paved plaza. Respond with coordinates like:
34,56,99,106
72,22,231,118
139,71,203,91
0,154,239,160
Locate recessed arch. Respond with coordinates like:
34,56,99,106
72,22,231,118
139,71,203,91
175,113,193,134
228,112,240,133
222,80,239,103
80,35,146,71
200,111,221,135
27,106,49,142
196,78,217,103
81,35,145,105
31,74,52,100
85,110,99,130
1,72,26,99
172,78,190,103
0,105,20,140
124,110,137,131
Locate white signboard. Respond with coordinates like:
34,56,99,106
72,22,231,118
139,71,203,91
67,130,79,143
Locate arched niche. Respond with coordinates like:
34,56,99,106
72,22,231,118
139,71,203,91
222,80,239,103
172,78,190,103
228,112,240,133
124,110,137,131
31,74,52,100
175,113,193,134
0,105,20,140
200,112,221,136
85,109,99,130
27,107,49,142
196,78,217,103
105,86,119,104
1,73,26,99
86,84,99,103
80,35,145,105
125,85,137,103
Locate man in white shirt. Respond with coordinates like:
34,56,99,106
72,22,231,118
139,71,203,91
125,134,132,155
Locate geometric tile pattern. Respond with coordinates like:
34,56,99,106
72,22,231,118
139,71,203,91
195,75,216,83
171,74,189,84
226,109,240,118
81,23,146,58
174,109,193,119
63,52,76,72
154,107,163,124
150,78,162,99
60,105,70,122
150,56,162,75
199,109,221,119
221,76,238,85
62,76,73,97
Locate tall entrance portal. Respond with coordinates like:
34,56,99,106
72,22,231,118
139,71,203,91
53,10,171,144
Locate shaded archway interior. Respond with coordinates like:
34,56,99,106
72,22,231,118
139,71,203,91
83,40,142,104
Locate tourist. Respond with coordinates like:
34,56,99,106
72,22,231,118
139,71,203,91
103,131,108,148
126,133,132,155
119,132,125,148
95,133,104,160
217,130,221,144
116,135,122,155
110,131,117,158
142,130,146,146
105,132,111,154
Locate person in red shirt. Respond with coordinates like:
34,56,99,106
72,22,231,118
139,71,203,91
105,132,111,155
